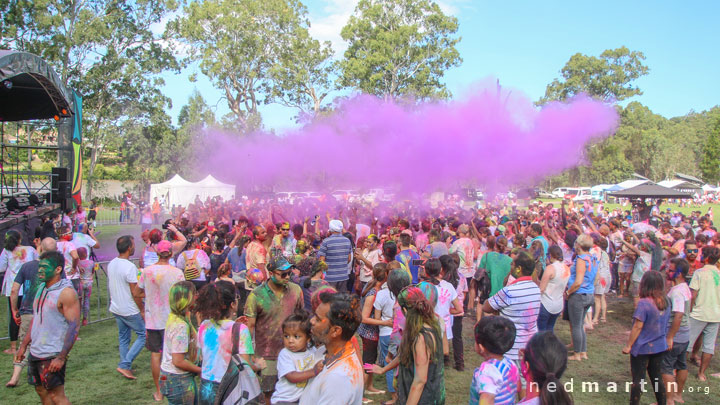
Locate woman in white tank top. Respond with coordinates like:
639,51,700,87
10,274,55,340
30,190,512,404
536,245,570,333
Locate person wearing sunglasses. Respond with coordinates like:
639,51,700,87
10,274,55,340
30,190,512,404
272,222,297,260
245,255,304,404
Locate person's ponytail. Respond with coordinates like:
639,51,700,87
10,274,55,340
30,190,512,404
540,373,573,405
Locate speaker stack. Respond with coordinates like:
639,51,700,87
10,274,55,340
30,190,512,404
51,167,73,210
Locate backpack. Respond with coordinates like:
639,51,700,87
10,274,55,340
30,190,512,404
214,322,262,405
182,250,201,280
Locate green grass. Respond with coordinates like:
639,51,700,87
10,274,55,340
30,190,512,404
535,198,719,218
2,227,720,403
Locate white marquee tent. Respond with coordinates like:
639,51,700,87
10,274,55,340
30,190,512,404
149,174,236,208
192,175,236,203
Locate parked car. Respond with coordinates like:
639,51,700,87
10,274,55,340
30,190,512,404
571,187,593,201
552,187,569,198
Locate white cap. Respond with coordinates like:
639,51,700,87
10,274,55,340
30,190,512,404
329,220,343,233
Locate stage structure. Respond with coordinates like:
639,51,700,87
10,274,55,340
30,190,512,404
0,50,82,248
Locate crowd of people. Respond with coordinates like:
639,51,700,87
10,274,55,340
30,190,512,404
2,193,720,405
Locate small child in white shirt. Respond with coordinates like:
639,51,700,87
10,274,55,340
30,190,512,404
271,312,323,404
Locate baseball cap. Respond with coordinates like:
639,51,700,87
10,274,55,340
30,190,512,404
621,221,629,228
281,222,290,230
157,240,172,254
269,256,293,272
497,225,506,233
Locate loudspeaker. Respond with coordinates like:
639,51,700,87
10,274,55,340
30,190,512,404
58,181,72,199
51,167,69,190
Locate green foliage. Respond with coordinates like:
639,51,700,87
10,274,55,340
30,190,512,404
700,117,720,183
1,0,181,199
171,0,334,130
541,46,649,103
338,0,461,100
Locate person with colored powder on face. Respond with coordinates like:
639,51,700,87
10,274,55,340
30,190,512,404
15,251,81,405
272,221,297,260
139,240,185,402
300,291,364,405
6,237,57,388
160,281,201,405
245,255,304,405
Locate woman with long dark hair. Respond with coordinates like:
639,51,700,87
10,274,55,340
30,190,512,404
622,270,670,405
519,332,573,404
395,286,445,404
195,281,265,404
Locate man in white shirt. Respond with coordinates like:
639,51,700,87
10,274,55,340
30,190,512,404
300,291,363,405
71,223,100,258
107,235,145,380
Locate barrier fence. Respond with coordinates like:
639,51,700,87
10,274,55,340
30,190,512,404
0,258,140,342
91,207,170,227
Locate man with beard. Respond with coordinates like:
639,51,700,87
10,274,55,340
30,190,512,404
245,256,303,404
684,240,703,279
15,251,80,405
300,291,363,405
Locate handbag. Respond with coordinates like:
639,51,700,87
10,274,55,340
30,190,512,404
214,322,262,405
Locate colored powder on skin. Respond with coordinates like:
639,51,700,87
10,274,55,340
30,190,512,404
195,80,618,195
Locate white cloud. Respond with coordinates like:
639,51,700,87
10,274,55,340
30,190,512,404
308,0,359,56
308,0,466,57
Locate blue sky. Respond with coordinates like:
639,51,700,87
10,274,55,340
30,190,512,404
160,0,719,131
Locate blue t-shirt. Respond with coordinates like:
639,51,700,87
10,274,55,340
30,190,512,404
396,249,421,284
631,298,671,356
227,247,246,274
318,234,352,283
567,254,597,295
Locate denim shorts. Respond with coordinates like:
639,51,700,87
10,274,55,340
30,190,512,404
661,341,689,375
160,371,197,405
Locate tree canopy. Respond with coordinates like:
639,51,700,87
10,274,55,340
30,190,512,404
338,0,461,100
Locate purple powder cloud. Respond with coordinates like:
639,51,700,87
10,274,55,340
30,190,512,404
197,80,619,194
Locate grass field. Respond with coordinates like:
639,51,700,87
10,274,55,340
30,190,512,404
534,198,719,218
1,225,719,404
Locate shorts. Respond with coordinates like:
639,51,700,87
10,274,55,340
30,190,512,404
688,318,720,355
661,341,689,374
28,355,66,390
160,371,197,405
14,315,33,367
594,273,610,295
361,337,379,365
630,281,640,298
146,329,165,353
259,358,278,393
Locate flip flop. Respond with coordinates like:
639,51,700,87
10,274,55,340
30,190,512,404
366,390,386,395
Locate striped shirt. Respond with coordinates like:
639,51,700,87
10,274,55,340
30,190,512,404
318,234,352,282
487,277,541,360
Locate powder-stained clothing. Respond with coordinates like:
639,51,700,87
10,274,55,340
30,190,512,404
469,357,519,405
245,241,268,290
631,298,670,356
138,264,185,330
397,325,445,405
1,246,38,296
244,281,303,360
56,241,78,280
198,320,253,383
299,341,363,405
30,279,75,359
318,234,353,283
161,316,195,375
487,277,541,361
689,265,720,323
450,237,476,278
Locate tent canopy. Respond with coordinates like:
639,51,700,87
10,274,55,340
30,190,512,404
149,174,235,208
0,50,74,121
608,183,692,199
615,179,650,190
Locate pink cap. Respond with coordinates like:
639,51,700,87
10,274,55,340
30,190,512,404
157,240,172,253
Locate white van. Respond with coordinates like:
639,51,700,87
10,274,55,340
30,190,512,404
552,187,569,198
571,187,593,201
